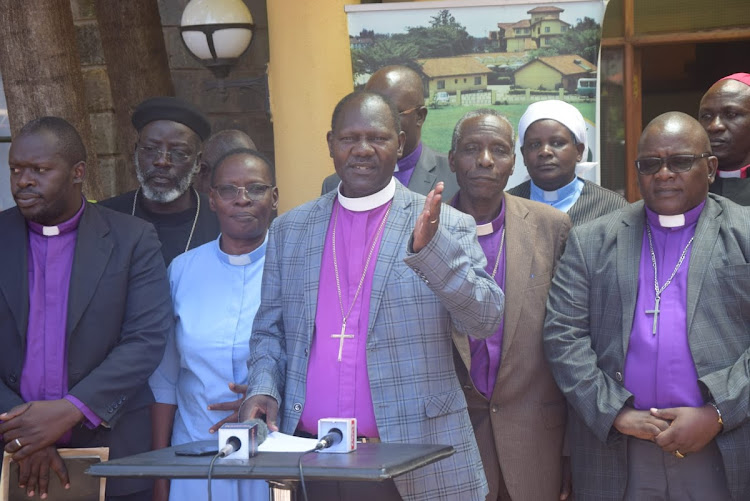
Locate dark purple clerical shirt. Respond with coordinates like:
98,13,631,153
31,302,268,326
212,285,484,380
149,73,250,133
624,201,706,410
393,142,422,187
22,199,101,445
452,193,506,399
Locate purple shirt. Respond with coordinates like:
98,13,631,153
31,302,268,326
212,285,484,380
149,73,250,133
22,200,101,444
451,194,507,399
624,201,706,410
299,199,391,438
393,142,422,187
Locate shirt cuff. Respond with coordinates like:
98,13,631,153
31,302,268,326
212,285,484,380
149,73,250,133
64,395,103,429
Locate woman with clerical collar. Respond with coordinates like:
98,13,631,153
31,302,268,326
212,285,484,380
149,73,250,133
508,99,628,225
149,148,278,501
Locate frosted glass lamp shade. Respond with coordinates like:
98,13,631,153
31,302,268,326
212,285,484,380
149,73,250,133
180,0,255,78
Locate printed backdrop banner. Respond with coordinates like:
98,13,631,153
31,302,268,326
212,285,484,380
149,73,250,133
346,0,605,189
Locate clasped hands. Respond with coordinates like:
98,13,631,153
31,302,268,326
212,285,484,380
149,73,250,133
613,405,722,457
0,399,84,498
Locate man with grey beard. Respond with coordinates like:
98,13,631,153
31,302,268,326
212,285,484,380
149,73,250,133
100,97,220,266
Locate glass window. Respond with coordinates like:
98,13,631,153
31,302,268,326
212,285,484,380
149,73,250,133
474,76,481,85
545,27,551,33
437,80,445,90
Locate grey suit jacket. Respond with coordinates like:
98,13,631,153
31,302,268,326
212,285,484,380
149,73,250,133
544,194,750,500
454,194,571,500
507,177,628,226
0,203,173,496
247,182,504,501
321,144,459,200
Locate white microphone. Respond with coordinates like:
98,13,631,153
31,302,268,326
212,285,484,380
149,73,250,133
316,418,357,454
217,418,269,459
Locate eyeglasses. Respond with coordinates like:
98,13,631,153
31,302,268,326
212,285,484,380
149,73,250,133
634,153,713,175
137,146,195,165
399,106,424,116
213,183,274,201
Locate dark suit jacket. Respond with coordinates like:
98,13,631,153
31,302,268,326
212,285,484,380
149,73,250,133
0,203,173,496
709,177,750,206
507,177,628,226
453,194,571,500
544,195,750,500
321,144,459,200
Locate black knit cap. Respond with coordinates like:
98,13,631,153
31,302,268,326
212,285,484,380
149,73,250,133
131,96,211,141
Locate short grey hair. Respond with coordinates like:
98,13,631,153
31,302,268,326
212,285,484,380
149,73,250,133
450,109,515,152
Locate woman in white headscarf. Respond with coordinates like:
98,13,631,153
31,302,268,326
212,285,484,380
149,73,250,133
507,99,628,225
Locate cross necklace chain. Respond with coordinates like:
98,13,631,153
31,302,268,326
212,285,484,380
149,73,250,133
488,228,506,279
645,222,694,335
331,203,392,362
131,187,200,253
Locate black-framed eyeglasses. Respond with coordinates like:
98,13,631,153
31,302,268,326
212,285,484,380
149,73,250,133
635,153,713,175
213,183,274,201
399,106,424,116
137,145,195,165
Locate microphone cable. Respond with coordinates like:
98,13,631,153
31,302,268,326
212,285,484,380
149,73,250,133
297,447,318,501
207,451,222,501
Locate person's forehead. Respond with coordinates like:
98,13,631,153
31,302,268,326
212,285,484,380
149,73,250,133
525,119,571,137
11,130,62,159
701,80,750,107
216,154,270,178
639,124,703,153
337,98,392,129
460,115,512,143
139,120,198,141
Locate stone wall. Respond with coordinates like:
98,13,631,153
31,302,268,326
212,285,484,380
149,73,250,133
70,0,273,198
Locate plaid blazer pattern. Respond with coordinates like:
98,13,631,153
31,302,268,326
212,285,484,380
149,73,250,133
507,177,628,226
247,182,504,501
543,194,750,500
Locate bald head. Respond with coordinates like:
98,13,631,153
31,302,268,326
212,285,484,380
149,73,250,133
195,130,256,194
365,65,426,155
698,78,750,171
639,112,711,153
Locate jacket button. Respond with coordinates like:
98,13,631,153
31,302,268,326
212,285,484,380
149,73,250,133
491,405,499,413
293,403,302,412
8,374,17,384
304,348,309,356
615,371,623,382
463,385,472,391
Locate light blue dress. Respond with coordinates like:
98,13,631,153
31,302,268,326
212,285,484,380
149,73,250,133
150,235,269,501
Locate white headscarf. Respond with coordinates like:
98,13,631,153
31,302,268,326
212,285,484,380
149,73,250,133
518,100,589,162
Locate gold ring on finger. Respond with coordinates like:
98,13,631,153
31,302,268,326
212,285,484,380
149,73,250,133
13,438,22,449
673,450,685,459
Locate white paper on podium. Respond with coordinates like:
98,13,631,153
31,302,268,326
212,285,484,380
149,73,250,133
257,432,319,452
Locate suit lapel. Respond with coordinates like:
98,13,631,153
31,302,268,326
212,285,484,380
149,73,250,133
617,203,644,356
67,204,113,339
495,196,532,386
368,185,411,334
407,148,437,195
0,209,30,341
686,198,722,332
303,195,335,336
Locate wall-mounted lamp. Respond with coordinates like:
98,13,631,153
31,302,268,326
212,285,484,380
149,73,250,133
180,0,268,111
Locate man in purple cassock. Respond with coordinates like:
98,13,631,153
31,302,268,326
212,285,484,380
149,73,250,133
544,111,750,500
240,91,504,501
0,117,172,500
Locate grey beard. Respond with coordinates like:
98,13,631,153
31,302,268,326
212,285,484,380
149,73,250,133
135,155,200,204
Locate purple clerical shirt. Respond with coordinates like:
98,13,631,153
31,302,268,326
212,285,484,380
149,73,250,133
393,142,422,187
624,201,706,410
451,194,506,399
22,200,101,445
299,198,391,438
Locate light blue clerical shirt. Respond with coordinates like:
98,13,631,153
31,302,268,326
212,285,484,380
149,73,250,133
150,235,269,501
530,176,584,214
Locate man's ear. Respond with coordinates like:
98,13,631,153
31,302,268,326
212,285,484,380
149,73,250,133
72,161,86,184
416,106,427,128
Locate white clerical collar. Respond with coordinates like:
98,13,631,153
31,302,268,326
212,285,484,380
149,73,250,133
476,222,494,236
337,178,396,212
657,214,685,228
42,226,60,236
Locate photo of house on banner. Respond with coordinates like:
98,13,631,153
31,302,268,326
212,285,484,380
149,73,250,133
346,0,605,189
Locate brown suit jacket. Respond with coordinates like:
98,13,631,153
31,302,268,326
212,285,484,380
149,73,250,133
453,194,571,500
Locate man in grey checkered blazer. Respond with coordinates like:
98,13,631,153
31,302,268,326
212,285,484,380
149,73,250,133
544,112,750,500
241,91,503,500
